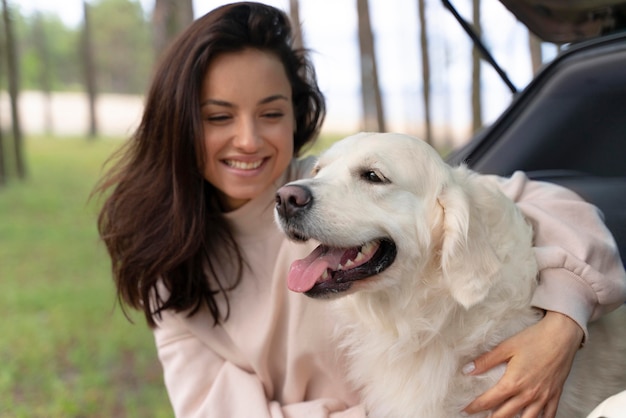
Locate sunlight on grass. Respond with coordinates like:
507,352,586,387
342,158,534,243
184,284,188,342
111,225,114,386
304,132,345,157
0,137,171,418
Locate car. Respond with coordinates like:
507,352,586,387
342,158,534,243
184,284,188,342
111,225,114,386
443,0,626,263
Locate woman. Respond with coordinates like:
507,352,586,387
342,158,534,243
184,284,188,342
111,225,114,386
95,2,626,417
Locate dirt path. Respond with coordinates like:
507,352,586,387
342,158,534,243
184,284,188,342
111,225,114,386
0,91,144,137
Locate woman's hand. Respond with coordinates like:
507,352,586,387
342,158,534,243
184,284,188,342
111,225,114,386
462,311,584,418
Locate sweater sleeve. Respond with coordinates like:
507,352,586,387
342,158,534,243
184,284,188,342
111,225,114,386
491,171,626,340
153,309,367,418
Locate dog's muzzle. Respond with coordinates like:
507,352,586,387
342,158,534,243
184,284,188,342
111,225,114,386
275,183,397,298
275,184,313,219
275,184,316,242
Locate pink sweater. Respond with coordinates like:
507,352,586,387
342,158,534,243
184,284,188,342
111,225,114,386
153,157,626,417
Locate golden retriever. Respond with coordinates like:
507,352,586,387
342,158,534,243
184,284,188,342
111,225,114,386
274,132,626,418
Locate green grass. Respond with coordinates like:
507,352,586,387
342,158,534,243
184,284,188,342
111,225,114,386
0,137,172,418
305,132,345,156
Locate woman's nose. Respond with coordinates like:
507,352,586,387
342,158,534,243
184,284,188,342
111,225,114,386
232,119,262,152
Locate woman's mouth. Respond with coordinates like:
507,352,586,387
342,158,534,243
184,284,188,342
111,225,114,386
223,158,265,170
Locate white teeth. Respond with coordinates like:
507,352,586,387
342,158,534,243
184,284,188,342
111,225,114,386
340,259,355,270
321,269,330,280
225,159,263,170
337,241,378,271
361,241,376,256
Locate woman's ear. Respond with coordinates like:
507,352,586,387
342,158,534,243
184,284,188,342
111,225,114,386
438,182,500,309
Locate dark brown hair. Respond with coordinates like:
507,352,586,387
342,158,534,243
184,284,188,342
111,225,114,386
95,2,325,327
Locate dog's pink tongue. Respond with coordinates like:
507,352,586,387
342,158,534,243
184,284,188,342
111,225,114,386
288,245,343,292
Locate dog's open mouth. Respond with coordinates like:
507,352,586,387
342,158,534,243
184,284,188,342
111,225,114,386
287,238,397,297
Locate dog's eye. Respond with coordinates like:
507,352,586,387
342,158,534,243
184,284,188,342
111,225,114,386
361,170,385,183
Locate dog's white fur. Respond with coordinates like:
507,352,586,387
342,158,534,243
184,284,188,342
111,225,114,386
276,132,626,418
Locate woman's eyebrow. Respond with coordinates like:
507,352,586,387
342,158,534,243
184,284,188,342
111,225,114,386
258,94,289,105
201,98,232,108
201,94,289,108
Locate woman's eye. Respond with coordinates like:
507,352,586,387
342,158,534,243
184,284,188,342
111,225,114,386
262,112,284,119
361,170,385,183
205,115,231,123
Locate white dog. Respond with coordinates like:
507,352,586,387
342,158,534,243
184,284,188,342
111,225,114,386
274,132,626,418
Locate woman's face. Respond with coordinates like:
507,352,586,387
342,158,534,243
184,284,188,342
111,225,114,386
200,48,295,212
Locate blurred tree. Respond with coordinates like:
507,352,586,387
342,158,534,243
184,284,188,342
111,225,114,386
289,0,303,50
10,0,155,96
82,0,98,138
1,0,26,179
471,0,483,133
356,0,385,132
529,32,542,75
0,8,5,186
33,11,53,134
0,119,4,185
17,13,81,91
152,0,193,61
417,0,432,145
90,0,153,94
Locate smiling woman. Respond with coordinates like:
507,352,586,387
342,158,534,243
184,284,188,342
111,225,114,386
200,48,295,211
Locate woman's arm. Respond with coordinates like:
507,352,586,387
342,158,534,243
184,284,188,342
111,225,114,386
495,171,625,334
153,308,366,418
462,311,582,418
463,171,626,418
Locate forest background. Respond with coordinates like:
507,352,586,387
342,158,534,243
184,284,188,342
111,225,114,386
3,0,553,148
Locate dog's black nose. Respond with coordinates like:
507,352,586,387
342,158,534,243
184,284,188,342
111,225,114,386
275,184,313,219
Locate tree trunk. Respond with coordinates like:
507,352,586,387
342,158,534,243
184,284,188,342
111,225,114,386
82,0,98,139
356,0,385,132
152,0,194,59
34,12,53,135
0,7,5,186
289,0,304,50
0,102,5,185
471,0,482,134
417,0,432,145
528,32,543,75
1,0,26,179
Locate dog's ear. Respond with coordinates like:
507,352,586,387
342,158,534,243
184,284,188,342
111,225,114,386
438,181,500,309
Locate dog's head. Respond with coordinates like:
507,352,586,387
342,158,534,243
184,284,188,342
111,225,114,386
275,132,506,308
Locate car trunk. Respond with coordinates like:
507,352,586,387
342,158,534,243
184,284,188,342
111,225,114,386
443,0,626,263
499,0,626,43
